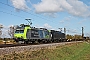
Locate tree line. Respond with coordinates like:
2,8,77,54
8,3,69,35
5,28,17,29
66,34,82,39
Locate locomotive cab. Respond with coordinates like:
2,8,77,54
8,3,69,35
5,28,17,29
14,29,24,42
14,24,30,43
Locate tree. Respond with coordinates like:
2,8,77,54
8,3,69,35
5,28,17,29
66,34,82,39
8,25,14,38
66,34,73,39
74,35,82,39
0,24,3,38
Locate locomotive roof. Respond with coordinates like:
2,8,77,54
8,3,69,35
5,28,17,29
31,27,47,30
16,27,24,30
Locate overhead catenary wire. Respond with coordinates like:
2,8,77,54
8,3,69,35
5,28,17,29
0,6,28,18
0,1,51,21
0,10,24,18
0,1,64,30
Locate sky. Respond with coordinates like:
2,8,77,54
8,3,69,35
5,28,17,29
0,0,90,37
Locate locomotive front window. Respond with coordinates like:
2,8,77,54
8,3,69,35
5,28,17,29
15,30,24,33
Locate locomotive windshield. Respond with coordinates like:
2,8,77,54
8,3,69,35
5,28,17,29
15,30,24,33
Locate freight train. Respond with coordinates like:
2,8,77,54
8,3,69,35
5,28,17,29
14,24,65,44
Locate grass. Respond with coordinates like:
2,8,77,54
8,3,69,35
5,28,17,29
0,41,90,60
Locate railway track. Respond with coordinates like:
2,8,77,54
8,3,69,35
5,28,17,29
0,41,83,56
0,43,41,48
0,40,80,48
0,39,85,48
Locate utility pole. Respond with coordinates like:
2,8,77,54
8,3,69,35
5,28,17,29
82,27,84,39
64,28,66,35
64,28,66,39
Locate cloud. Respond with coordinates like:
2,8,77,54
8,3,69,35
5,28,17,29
33,0,90,17
60,16,72,23
60,20,64,23
59,16,73,27
34,23,52,30
44,23,52,29
66,0,90,17
33,0,63,13
43,13,57,18
10,0,30,11
10,0,90,17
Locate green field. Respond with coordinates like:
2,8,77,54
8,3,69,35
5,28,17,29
0,41,90,60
